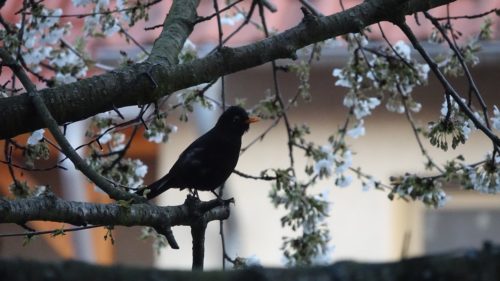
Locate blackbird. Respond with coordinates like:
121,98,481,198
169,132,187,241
137,106,259,199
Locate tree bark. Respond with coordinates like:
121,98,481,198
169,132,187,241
191,219,207,270
0,243,498,281
0,194,232,250
0,0,454,140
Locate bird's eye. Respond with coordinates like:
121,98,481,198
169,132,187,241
233,116,240,123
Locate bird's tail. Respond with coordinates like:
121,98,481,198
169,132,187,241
136,174,171,199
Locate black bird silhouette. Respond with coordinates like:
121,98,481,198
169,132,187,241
137,106,259,199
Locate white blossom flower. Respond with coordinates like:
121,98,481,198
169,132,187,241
23,47,52,70
359,36,368,47
111,144,126,152
332,68,342,77
366,70,376,81
353,98,380,119
347,33,368,47
183,39,196,52
436,190,448,207
314,159,333,178
27,129,45,145
97,0,110,9
220,13,244,26
51,50,81,68
385,99,405,114
319,185,331,200
417,64,430,81
75,66,88,78
103,19,121,36
116,0,126,9
99,132,112,144
39,8,62,29
84,14,101,36
394,41,411,60
347,120,365,139
409,102,422,113
55,72,77,84
32,185,47,197
145,130,165,143
336,175,353,188
22,29,38,49
343,93,356,107
319,144,333,157
134,160,148,177
127,176,143,190
332,68,352,88
399,84,414,96
117,0,131,24
462,124,472,139
362,176,376,191
42,27,66,44
335,150,352,174
439,96,460,117
311,244,335,265
113,133,126,144
492,105,500,130
245,255,261,267
367,97,381,108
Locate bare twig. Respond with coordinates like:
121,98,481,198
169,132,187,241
433,8,499,21
397,21,500,149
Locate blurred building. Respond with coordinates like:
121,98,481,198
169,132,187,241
0,0,499,269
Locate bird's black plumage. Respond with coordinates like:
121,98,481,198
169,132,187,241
137,106,258,199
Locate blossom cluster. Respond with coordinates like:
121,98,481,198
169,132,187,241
389,174,448,208
332,37,429,141
461,153,500,194
2,6,88,85
312,145,353,187
144,114,178,143
427,96,479,151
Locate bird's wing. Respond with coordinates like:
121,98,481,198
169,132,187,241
168,131,238,189
176,146,204,168
169,139,211,180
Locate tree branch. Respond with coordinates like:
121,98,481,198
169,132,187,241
147,0,200,64
0,242,499,281
191,219,207,270
0,194,232,250
0,0,455,140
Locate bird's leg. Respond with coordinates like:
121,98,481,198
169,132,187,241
211,190,224,202
185,193,202,218
188,188,200,199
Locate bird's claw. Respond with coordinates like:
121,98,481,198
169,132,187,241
185,194,202,218
211,190,224,203
188,188,200,199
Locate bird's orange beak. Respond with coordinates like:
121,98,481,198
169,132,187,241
245,116,260,124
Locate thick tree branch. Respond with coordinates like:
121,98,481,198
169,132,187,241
147,0,200,64
0,194,231,246
1,243,499,281
0,0,454,140
191,219,207,270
